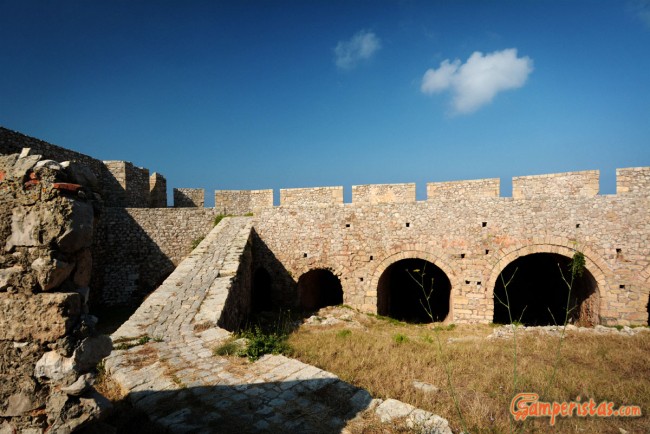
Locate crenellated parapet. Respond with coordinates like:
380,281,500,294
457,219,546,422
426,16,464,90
280,186,344,206
174,188,205,208
352,183,416,204
616,167,650,195
512,170,600,199
214,189,273,215
149,172,167,207
427,178,500,200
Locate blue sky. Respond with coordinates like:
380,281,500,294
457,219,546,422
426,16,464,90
1,0,649,205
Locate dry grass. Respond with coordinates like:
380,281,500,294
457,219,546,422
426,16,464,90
288,312,650,434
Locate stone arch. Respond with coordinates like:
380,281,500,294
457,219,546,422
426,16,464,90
297,268,343,312
487,243,609,326
370,249,457,322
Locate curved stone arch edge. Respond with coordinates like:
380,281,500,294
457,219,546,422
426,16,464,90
484,243,613,324
368,249,458,322
485,243,611,298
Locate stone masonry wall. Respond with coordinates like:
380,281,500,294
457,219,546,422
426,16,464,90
617,167,650,194
93,207,218,305
352,183,415,204
280,186,343,206
252,169,650,326
103,161,150,208
149,172,167,207
512,170,599,199
427,178,500,200
174,188,205,208
214,189,273,215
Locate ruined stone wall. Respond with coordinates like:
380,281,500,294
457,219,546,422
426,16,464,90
280,186,343,206
427,178,500,200
352,183,415,204
252,169,650,326
1,128,168,209
93,207,218,305
0,127,106,181
0,152,111,433
214,189,273,215
149,172,167,207
173,188,205,208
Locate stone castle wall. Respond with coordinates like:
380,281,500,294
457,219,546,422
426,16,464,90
280,186,344,206
617,167,650,194
102,161,150,208
249,170,650,326
149,172,167,207
3,127,648,326
512,170,599,199
215,189,273,215
352,183,415,204
92,207,218,305
173,188,205,208
427,178,500,200
0,127,165,208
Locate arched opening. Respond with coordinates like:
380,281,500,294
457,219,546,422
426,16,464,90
251,268,273,313
493,253,599,326
297,269,343,312
377,259,451,323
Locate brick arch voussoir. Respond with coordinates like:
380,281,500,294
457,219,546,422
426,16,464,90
369,247,458,291
294,263,344,282
486,241,611,301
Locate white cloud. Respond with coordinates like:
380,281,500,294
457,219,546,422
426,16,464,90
335,30,381,70
421,48,533,114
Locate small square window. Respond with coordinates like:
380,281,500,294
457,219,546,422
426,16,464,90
406,222,410,228
482,222,487,227
460,253,466,259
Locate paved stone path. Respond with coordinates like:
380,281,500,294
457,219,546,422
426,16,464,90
105,217,451,433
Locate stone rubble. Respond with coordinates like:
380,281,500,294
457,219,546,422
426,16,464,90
487,323,650,339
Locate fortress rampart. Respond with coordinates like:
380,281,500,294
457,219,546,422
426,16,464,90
2,127,648,326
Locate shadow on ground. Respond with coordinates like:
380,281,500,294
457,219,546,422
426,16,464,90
82,377,372,433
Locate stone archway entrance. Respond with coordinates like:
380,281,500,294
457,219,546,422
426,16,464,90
493,253,599,326
377,258,451,323
251,267,273,313
297,269,343,312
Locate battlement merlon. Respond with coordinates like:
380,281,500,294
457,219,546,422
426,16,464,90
149,172,167,207
215,189,273,215
280,186,343,206
352,183,416,204
174,188,205,208
427,178,500,200
512,170,599,199
616,167,650,195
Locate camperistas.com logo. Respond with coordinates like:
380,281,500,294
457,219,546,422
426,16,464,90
510,393,642,426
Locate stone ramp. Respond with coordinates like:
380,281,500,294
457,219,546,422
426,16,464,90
104,217,451,433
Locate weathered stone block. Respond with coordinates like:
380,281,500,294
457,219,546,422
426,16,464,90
0,292,81,342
